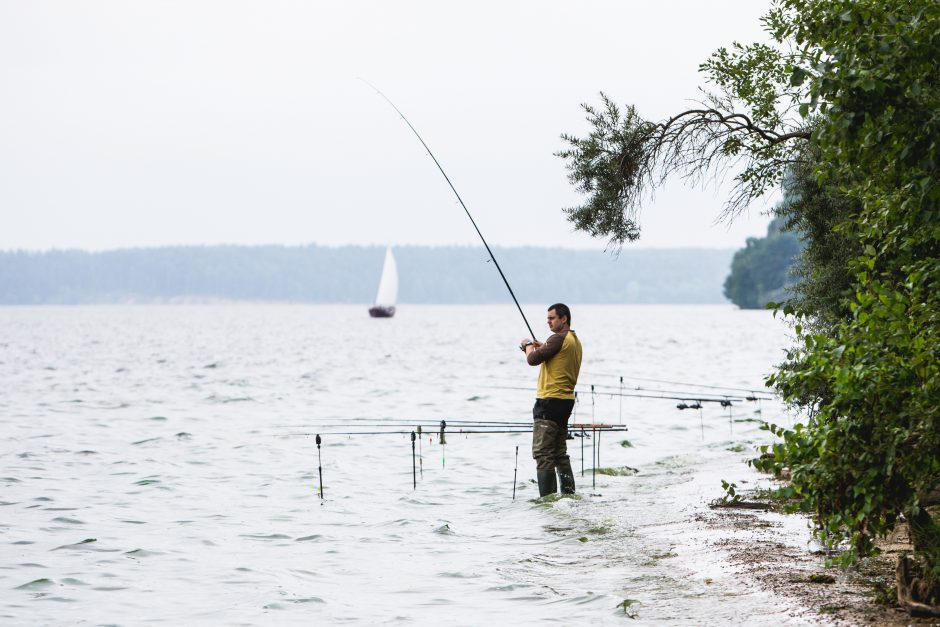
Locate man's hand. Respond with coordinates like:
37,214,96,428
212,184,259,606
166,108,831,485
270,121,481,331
519,340,543,354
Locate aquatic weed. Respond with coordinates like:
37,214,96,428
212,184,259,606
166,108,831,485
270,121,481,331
594,466,639,476
616,598,640,618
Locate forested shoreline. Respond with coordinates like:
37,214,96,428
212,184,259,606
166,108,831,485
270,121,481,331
556,0,940,614
723,217,802,309
0,245,735,305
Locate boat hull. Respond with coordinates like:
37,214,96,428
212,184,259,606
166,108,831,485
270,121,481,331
368,305,396,318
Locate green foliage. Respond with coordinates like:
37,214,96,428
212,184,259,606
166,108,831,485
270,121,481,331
700,43,791,129
556,26,811,247
720,479,742,504
556,95,653,246
558,0,940,590
723,216,803,309
759,0,940,581
774,154,862,329
725,142,861,316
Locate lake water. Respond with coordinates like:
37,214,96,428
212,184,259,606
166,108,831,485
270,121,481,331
0,304,807,625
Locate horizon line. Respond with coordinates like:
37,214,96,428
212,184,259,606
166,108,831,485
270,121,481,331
0,242,739,254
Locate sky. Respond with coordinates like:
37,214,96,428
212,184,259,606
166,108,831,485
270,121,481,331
0,0,779,253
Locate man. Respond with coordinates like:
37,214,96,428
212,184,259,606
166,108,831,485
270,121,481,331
519,303,582,497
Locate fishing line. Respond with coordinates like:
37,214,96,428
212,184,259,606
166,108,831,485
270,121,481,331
457,379,769,405
590,385,600,475
597,425,602,469
363,79,536,340
591,384,595,424
487,384,742,405
580,427,585,478
592,426,597,490
583,371,770,396
454,380,756,402
588,381,749,401
619,376,623,424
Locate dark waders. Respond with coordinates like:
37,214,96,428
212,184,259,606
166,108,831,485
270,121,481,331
532,398,576,497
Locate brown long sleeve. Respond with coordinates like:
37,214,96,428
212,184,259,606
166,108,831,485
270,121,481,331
526,331,566,366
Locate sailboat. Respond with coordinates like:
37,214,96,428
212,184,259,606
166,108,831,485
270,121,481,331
368,247,398,318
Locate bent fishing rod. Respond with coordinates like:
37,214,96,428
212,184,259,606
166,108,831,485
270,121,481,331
363,80,537,341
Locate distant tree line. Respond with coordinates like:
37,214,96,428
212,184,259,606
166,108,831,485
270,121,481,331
722,216,803,309
0,245,735,305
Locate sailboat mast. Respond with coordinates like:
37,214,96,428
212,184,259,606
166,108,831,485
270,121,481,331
369,246,398,318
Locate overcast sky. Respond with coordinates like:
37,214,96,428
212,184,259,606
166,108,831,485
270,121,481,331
0,0,778,252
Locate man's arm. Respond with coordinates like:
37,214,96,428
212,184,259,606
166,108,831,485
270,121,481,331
526,332,564,366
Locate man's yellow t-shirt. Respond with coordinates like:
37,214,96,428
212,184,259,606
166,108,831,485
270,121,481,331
526,329,582,399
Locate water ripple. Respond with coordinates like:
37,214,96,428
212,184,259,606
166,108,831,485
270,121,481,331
0,304,792,625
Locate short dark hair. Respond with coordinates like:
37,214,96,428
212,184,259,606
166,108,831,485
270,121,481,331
548,303,571,325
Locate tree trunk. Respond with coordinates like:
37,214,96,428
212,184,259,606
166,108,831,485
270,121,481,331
897,509,940,616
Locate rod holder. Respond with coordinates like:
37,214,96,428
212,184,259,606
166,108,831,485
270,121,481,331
411,430,417,490
439,420,446,469
315,433,324,500
417,425,423,477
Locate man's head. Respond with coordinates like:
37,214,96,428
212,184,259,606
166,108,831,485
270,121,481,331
547,303,571,333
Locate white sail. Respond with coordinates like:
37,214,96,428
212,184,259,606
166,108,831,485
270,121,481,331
374,247,398,306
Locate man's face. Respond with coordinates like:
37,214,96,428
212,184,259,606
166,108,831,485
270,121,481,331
547,309,567,333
